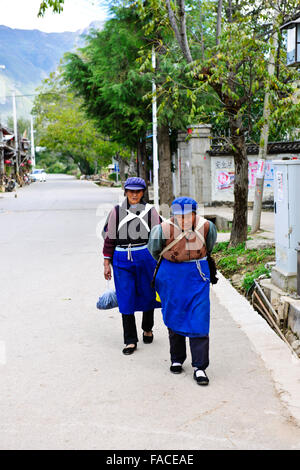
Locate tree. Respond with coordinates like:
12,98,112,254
251,8,279,234
152,0,300,245
6,117,31,138
38,0,65,16
39,1,199,206
63,8,152,185
64,6,183,203
251,3,300,232
32,72,122,174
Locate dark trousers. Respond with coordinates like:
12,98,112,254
168,328,209,370
122,309,154,345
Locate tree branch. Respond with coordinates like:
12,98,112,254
216,0,223,45
178,0,193,63
165,0,193,63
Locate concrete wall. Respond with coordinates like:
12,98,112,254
176,126,300,205
176,125,212,204
211,156,275,203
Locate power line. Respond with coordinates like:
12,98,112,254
0,92,68,99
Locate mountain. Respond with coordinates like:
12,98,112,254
0,21,104,123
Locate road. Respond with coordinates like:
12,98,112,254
0,175,299,450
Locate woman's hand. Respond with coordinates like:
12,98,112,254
104,259,112,280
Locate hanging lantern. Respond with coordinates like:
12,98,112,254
281,16,300,67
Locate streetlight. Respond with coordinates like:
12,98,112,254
30,115,36,168
152,47,159,209
0,65,5,105
281,15,300,67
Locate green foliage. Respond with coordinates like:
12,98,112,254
213,241,246,255
108,172,117,181
242,266,271,292
38,0,64,16
213,240,275,290
6,117,31,137
35,149,78,175
32,71,122,174
217,255,238,275
136,0,300,143
245,249,275,264
63,8,153,149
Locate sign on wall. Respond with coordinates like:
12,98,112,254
216,170,235,190
215,159,275,191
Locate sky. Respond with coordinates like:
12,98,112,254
1,0,109,32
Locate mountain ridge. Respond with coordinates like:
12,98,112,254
0,21,104,122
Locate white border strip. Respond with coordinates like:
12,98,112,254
212,272,300,424
0,341,6,366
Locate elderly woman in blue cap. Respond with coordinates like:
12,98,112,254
103,177,161,355
148,197,217,385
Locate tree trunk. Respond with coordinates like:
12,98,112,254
118,158,126,183
199,0,205,60
158,124,173,211
216,0,223,45
137,139,149,202
0,130,5,191
251,27,278,233
229,118,249,246
128,150,137,176
77,157,92,175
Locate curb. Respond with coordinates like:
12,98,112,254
212,271,300,425
0,193,17,199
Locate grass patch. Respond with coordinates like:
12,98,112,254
242,266,271,292
212,241,275,292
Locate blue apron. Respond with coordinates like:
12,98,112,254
155,258,210,337
113,245,160,315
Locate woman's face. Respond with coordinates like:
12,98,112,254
175,212,196,230
126,189,144,205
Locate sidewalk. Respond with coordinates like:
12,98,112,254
0,182,299,449
213,272,300,428
205,205,300,426
0,190,18,199
204,206,275,242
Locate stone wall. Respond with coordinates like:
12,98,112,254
176,126,300,205
176,125,212,204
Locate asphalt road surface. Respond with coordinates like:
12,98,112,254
0,175,299,450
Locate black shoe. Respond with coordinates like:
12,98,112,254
143,332,154,344
170,364,183,374
122,344,137,355
193,369,209,386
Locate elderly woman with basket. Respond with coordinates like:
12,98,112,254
103,177,161,355
148,197,217,385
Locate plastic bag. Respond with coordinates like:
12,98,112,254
96,282,118,310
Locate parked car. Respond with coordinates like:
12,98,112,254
29,169,47,182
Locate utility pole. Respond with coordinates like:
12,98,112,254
0,126,4,192
152,47,159,210
251,9,279,233
0,64,6,105
0,66,5,191
30,115,36,168
12,88,19,175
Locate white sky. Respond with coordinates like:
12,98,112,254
1,0,109,32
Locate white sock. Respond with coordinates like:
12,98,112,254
172,362,182,367
194,369,206,378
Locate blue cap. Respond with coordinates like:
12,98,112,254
171,197,198,215
124,177,146,190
